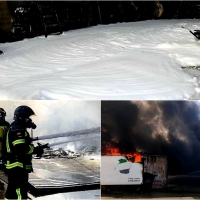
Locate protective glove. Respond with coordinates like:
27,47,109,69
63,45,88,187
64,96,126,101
33,143,49,158
34,145,44,158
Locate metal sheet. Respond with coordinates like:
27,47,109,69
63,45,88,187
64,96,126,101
101,156,143,185
29,155,100,189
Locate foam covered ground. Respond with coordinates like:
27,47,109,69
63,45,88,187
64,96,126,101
1,19,200,100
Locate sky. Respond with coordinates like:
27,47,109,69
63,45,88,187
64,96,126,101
102,100,200,175
0,19,200,100
0,100,101,151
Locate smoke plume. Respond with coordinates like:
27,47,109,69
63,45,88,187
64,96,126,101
102,101,200,175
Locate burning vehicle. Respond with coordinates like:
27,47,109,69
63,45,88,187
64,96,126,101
101,101,200,196
101,146,168,192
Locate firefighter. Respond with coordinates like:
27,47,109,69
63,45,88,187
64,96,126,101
0,108,10,188
0,108,10,165
4,105,44,200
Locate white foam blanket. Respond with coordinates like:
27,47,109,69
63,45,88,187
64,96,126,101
1,19,200,100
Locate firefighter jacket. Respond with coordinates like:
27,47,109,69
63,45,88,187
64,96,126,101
0,120,10,162
5,121,34,173
0,120,10,134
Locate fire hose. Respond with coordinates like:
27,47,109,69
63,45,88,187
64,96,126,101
34,134,100,158
32,127,100,141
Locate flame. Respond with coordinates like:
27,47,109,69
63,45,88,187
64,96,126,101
102,145,143,162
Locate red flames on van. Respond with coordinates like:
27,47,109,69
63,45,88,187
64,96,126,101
102,144,143,162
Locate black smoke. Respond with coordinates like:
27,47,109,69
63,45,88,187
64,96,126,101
101,101,200,175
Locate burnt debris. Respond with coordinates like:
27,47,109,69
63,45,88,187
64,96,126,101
34,146,99,159
34,148,80,159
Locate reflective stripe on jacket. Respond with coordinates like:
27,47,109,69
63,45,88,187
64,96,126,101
5,121,34,172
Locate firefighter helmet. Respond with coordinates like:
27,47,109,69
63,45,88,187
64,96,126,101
14,105,35,120
14,106,36,129
0,108,6,119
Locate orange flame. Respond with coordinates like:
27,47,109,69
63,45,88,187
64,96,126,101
102,145,143,162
